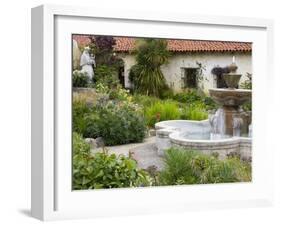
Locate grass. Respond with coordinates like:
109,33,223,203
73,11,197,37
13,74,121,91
144,100,181,127
158,148,251,185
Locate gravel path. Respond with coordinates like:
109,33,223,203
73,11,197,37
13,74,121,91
91,136,164,171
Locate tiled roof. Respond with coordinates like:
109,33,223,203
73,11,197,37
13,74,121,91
73,35,252,52
114,37,252,52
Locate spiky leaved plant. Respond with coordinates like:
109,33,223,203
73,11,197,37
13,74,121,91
131,39,170,97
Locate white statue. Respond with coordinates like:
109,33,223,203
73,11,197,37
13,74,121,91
80,46,96,81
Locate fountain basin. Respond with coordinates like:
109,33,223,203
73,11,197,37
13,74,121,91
209,88,251,106
155,120,251,161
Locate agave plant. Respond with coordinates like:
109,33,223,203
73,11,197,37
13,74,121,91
130,39,170,97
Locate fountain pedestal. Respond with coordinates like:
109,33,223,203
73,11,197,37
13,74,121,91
223,106,242,136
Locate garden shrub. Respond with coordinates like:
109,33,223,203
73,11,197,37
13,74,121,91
95,83,132,102
94,64,119,88
73,88,146,146
108,85,132,102
172,90,217,110
73,98,91,135
159,148,251,185
202,96,217,110
72,133,152,189
159,85,174,100
72,70,89,87
172,90,201,104
83,101,146,146
73,132,91,156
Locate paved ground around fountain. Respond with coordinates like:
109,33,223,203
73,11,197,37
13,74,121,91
91,136,164,171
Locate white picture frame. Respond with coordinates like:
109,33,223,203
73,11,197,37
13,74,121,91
31,4,274,221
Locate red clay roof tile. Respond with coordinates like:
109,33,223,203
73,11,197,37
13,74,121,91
73,35,252,52
114,37,252,52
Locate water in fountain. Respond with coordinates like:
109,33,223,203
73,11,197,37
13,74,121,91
209,62,252,138
209,108,228,140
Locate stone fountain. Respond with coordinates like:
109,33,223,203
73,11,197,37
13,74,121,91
209,63,252,137
155,62,252,160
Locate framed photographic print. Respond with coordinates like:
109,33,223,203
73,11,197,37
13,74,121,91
31,4,274,221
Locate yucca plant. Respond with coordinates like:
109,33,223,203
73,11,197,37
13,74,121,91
130,39,170,97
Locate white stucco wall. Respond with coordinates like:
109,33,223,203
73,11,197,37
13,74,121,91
118,52,252,93
117,53,136,88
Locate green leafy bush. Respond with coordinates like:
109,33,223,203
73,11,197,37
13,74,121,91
82,101,146,146
72,70,89,87
159,85,174,100
72,133,151,189
202,96,217,110
108,85,132,102
73,98,90,134
73,132,91,156
73,88,146,146
145,101,180,127
96,83,132,102
94,64,119,88
159,148,251,185
173,90,201,104
172,90,217,110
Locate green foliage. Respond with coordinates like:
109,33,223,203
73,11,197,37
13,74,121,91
173,90,201,104
132,94,160,107
202,96,217,110
144,101,180,127
132,94,209,127
242,102,252,112
73,94,147,146
108,86,132,102
73,132,91,156
84,102,146,146
180,102,208,121
172,90,217,110
159,86,174,99
159,148,251,185
72,98,90,134
72,70,89,87
72,133,151,189
95,83,133,102
94,64,119,88
130,39,170,97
